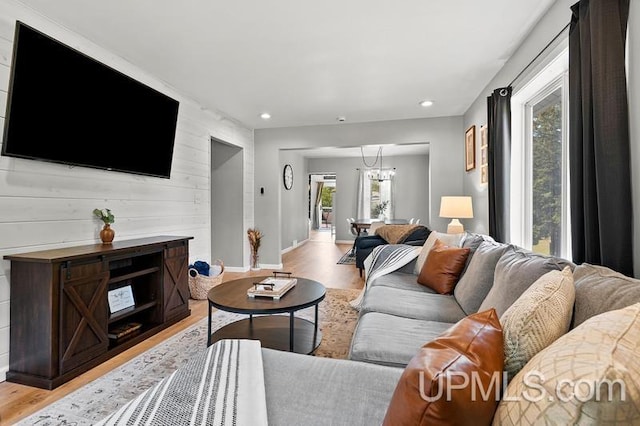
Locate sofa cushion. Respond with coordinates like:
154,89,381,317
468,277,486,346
369,271,437,293
454,240,510,314
414,231,465,274
500,266,575,381
383,309,504,426
571,262,640,328
417,239,470,294
460,232,495,273
262,347,403,425
360,285,467,323
494,303,640,425
478,247,573,317
355,234,386,250
348,312,454,367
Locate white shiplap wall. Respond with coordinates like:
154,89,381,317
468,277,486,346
0,1,254,381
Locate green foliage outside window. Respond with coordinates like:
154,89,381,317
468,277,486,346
532,100,562,256
321,186,334,207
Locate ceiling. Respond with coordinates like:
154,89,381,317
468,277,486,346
287,143,429,159
16,0,556,130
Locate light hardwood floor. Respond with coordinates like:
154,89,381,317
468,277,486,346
0,235,362,425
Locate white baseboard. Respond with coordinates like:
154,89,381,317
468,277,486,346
0,365,7,383
259,263,284,270
224,266,249,273
225,262,286,272
281,238,309,254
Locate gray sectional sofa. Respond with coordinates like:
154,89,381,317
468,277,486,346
99,230,640,425
348,231,573,368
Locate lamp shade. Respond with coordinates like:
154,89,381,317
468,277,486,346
439,196,473,219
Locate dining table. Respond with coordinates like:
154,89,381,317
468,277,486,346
350,218,409,237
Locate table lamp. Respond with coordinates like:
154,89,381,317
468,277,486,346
439,196,473,234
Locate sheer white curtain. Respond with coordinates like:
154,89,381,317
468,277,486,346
384,175,396,219
356,169,370,219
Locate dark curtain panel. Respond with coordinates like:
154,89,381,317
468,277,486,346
569,0,632,275
487,87,512,243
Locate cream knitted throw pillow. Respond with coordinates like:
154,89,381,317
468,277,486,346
495,303,640,425
500,266,575,381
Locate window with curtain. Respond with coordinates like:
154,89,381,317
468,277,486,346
356,169,395,219
511,47,571,258
369,178,392,217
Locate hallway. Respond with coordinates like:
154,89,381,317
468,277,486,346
309,227,335,243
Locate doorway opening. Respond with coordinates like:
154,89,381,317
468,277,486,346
211,138,244,266
309,173,336,242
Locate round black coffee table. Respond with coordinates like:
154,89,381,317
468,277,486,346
207,276,326,354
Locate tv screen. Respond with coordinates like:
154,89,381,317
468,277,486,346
1,21,180,179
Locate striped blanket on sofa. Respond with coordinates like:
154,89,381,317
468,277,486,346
96,339,267,426
350,243,422,310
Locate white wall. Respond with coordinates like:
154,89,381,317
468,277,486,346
255,116,462,266
279,150,308,254
307,154,430,242
0,1,254,381
462,0,574,236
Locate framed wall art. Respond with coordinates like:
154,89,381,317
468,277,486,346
465,125,476,171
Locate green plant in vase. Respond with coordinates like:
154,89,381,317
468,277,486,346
94,208,116,243
373,201,389,219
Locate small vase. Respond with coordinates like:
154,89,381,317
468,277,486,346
100,224,115,244
250,251,260,271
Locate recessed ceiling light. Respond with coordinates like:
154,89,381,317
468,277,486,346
260,112,271,119
419,100,434,107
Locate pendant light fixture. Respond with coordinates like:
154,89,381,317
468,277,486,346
360,146,396,182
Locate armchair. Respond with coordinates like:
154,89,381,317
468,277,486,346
354,224,431,276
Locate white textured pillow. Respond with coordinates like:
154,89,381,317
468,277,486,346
500,266,575,381
414,231,465,275
494,303,640,425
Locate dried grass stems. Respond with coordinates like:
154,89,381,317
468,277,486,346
247,227,263,253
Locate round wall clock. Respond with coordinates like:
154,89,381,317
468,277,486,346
283,164,293,190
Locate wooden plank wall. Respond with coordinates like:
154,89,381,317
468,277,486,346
0,1,254,381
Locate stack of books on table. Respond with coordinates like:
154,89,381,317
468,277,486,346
247,277,297,300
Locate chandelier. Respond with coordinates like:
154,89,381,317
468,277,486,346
361,146,396,182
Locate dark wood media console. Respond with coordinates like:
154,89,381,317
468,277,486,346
4,235,193,389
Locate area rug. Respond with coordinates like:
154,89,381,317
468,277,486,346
337,249,356,265
18,288,360,426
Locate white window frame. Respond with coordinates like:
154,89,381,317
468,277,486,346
511,46,571,258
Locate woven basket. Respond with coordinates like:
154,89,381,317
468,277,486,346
188,259,224,300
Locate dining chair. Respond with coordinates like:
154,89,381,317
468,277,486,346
415,218,420,224
347,218,358,236
409,218,415,224
347,218,359,255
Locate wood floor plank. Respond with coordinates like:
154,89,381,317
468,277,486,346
0,237,363,424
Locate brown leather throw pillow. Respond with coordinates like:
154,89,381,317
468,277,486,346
382,309,504,426
417,239,470,294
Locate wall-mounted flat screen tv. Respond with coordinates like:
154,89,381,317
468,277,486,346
1,21,180,179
